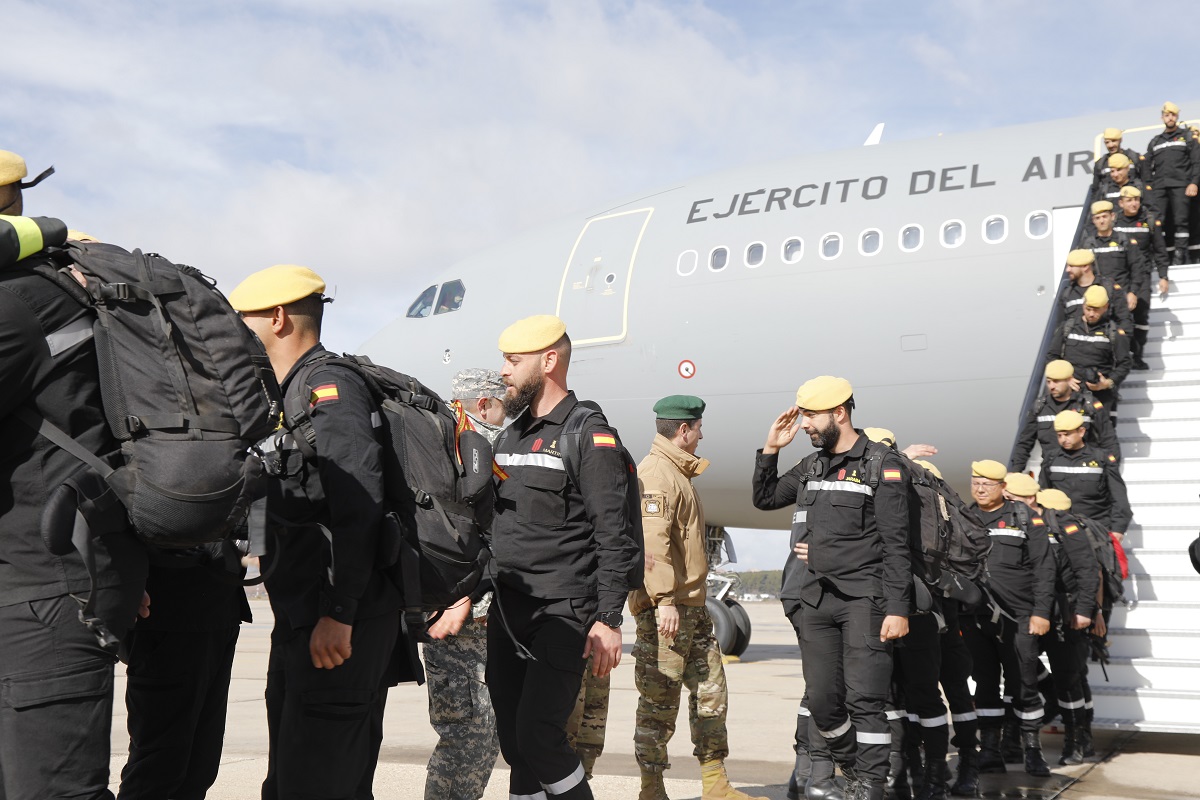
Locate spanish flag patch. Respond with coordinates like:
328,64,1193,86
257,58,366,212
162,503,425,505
1108,454,1117,462
493,461,509,481
592,432,617,448
310,383,340,406
1065,524,1079,534
1032,517,1045,526
1093,401,1104,410
883,468,902,481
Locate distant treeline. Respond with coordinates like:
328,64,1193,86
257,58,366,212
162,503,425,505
729,570,783,597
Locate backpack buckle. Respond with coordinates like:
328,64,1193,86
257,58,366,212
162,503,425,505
413,489,433,508
125,416,145,434
101,282,131,301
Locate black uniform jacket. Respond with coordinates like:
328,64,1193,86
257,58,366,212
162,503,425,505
0,269,146,614
750,452,811,614
1092,147,1144,188
1146,127,1200,188
971,501,1055,620
1078,229,1149,298
1114,207,1169,278
1044,510,1100,622
1096,176,1148,207
1038,444,1133,534
1046,311,1132,388
752,433,911,616
490,391,641,616
265,344,399,629
1057,275,1133,330
1010,389,1119,471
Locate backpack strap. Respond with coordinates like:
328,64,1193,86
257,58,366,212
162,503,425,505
280,352,344,462
559,402,603,492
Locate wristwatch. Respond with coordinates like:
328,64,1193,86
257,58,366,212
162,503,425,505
596,611,624,629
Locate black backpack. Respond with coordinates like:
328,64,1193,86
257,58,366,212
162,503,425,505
282,355,492,617
1075,514,1126,603
16,238,280,549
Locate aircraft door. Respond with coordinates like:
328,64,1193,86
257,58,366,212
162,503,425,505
555,207,653,346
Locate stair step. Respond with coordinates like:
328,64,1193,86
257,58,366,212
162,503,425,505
1123,548,1196,576
1141,335,1200,357
1109,500,1200,527
1150,293,1200,312
1088,657,1200,690
1109,600,1200,629
1121,525,1200,550
1117,416,1200,439
1124,573,1200,602
1124,480,1200,505
1119,437,1200,459
1119,461,1200,484
1087,686,1200,722
1092,716,1200,734
1106,627,1200,659
1140,351,1200,370
1120,378,1200,402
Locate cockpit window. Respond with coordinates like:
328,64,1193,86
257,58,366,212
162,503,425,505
406,284,437,318
434,280,466,314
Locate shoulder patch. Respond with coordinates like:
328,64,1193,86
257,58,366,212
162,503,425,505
883,468,903,481
642,493,666,517
1093,401,1104,409
1107,454,1117,463
1064,524,1079,534
1118,328,1126,335
592,432,617,448
1032,517,1045,526
310,382,340,406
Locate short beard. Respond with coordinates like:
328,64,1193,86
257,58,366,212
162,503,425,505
502,372,543,417
809,415,841,451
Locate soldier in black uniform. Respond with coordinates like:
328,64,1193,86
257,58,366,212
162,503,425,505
487,315,642,800
961,465,1054,778
1094,153,1147,207
1145,101,1200,267
753,377,911,800
1057,249,1132,331
1045,284,1132,421
1010,359,1119,472
1092,127,1144,190
1114,185,1169,302
1035,488,1101,767
1,211,149,799
231,265,407,800
1038,411,1133,543
1078,201,1149,317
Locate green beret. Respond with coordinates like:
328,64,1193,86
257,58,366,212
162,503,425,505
653,395,705,420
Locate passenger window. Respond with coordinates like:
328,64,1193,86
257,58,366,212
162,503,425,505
899,225,923,252
745,242,765,268
434,279,466,314
782,237,804,264
406,284,437,318
941,220,964,248
820,233,842,260
983,215,1008,244
709,247,729,272
677,250,698,277
859,229,881,256
1026,211,1051,239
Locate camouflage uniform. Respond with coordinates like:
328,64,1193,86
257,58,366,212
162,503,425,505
423,614,500,800
565,655,610,778
633,604,730,771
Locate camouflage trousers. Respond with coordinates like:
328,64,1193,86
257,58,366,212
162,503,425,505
423,617,500,800
565,654,610,777
633,605,730,771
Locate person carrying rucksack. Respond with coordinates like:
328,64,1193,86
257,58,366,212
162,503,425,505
231,264,413,800
1045,284,1133,423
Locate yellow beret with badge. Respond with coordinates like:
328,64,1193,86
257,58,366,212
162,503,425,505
1044,359,1074,380
1091,200,1114,215
1054,409,1085,432
1107,153,1131,169
864,427,896,447
1037,488,1072,511
971,460,1007,481
1066,249,1095,267
1164,101,1181,114
1102,127,1123,140
498,314,567,354
229,264,327,312
795,376,853,411
1004,472,1040,498
1119,185,1142,198
653,394,705,420
913,459,942,479
1084,284,1109,307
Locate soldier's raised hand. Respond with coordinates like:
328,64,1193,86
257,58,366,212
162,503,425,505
764,407,801,454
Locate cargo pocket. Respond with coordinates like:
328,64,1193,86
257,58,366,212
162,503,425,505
3,658,112,711
300,687,375,722
520,468,567,527
428,671,473,726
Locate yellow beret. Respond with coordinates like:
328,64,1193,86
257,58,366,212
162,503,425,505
1066,249,1095,267
498,314,567,354
228,264,326,312
1164,101,1181,114
971,460,1007,481
1045,359,1074,380
1054,409,1085,432
0,151,27,188
1102,127,1123,140
1091,200,1114,215
863,427,895,447
795,376,853,411
66,229,100,243
1084,284,1109,307
913,459,942,479
1119,185,1142,198
1004,472,1040,498
1037,488,1072,511
1107,153,1132,169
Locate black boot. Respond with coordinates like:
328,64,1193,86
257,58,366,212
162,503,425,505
904,721,925,797
1000,720,1023,764
885,749,911,800
976,728,1005,774
790,749,814,799
1058,710,1081,766
1173,242,1188,267
1074,714,1094,763
1022,730,1051,777
807,756,844,800
914,758,949,800
857,780,886,800
949,751,980,797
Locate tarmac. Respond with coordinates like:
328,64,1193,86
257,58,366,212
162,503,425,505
107,599,1200,799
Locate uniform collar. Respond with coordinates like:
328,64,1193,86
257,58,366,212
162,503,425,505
280,343,329,390
825,428,868,463
515,390,578,434
649,433,709,477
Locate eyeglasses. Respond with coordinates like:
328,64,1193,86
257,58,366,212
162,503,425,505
970,480,1002,488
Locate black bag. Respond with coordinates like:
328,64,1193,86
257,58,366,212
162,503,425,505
17,240,280,549
284,355,492,615
1076,514,1126,602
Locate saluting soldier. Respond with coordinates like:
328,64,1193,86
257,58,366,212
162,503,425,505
1145,101,1200,267
1010,359,1119,472
1046,284,1132,420
487,315,643,800
753,377,911,800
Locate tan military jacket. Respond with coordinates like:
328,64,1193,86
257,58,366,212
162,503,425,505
627,434,711,616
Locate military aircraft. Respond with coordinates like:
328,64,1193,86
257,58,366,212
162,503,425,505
363,102,1200,731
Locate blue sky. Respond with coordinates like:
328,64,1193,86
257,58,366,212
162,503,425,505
8,0,1200,571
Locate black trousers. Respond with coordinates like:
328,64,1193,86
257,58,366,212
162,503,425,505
1133,290,1152,362
1149,186,1191,257
939,603,978,754
895,613,947,761
961,613,1043,734
487,589,595,799
786,606,832,764
1044,623,1088,723
800,586,893,782
119,626,240,800
262,613,397,800
0,594,117,800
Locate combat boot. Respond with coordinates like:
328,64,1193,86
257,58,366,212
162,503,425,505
839,765,861,800
1058,710,1081,766
639,770,671,800
1173,243,1188,267
856,779,886,800
975,728,1005,774
1021,730,1051,777
914,759,948,800
1074,714,1094,762
885,749,911,800
699,760,768,800
1000,721,1023,764
789,749,813,800
949,751,980,797
806,755,844,800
